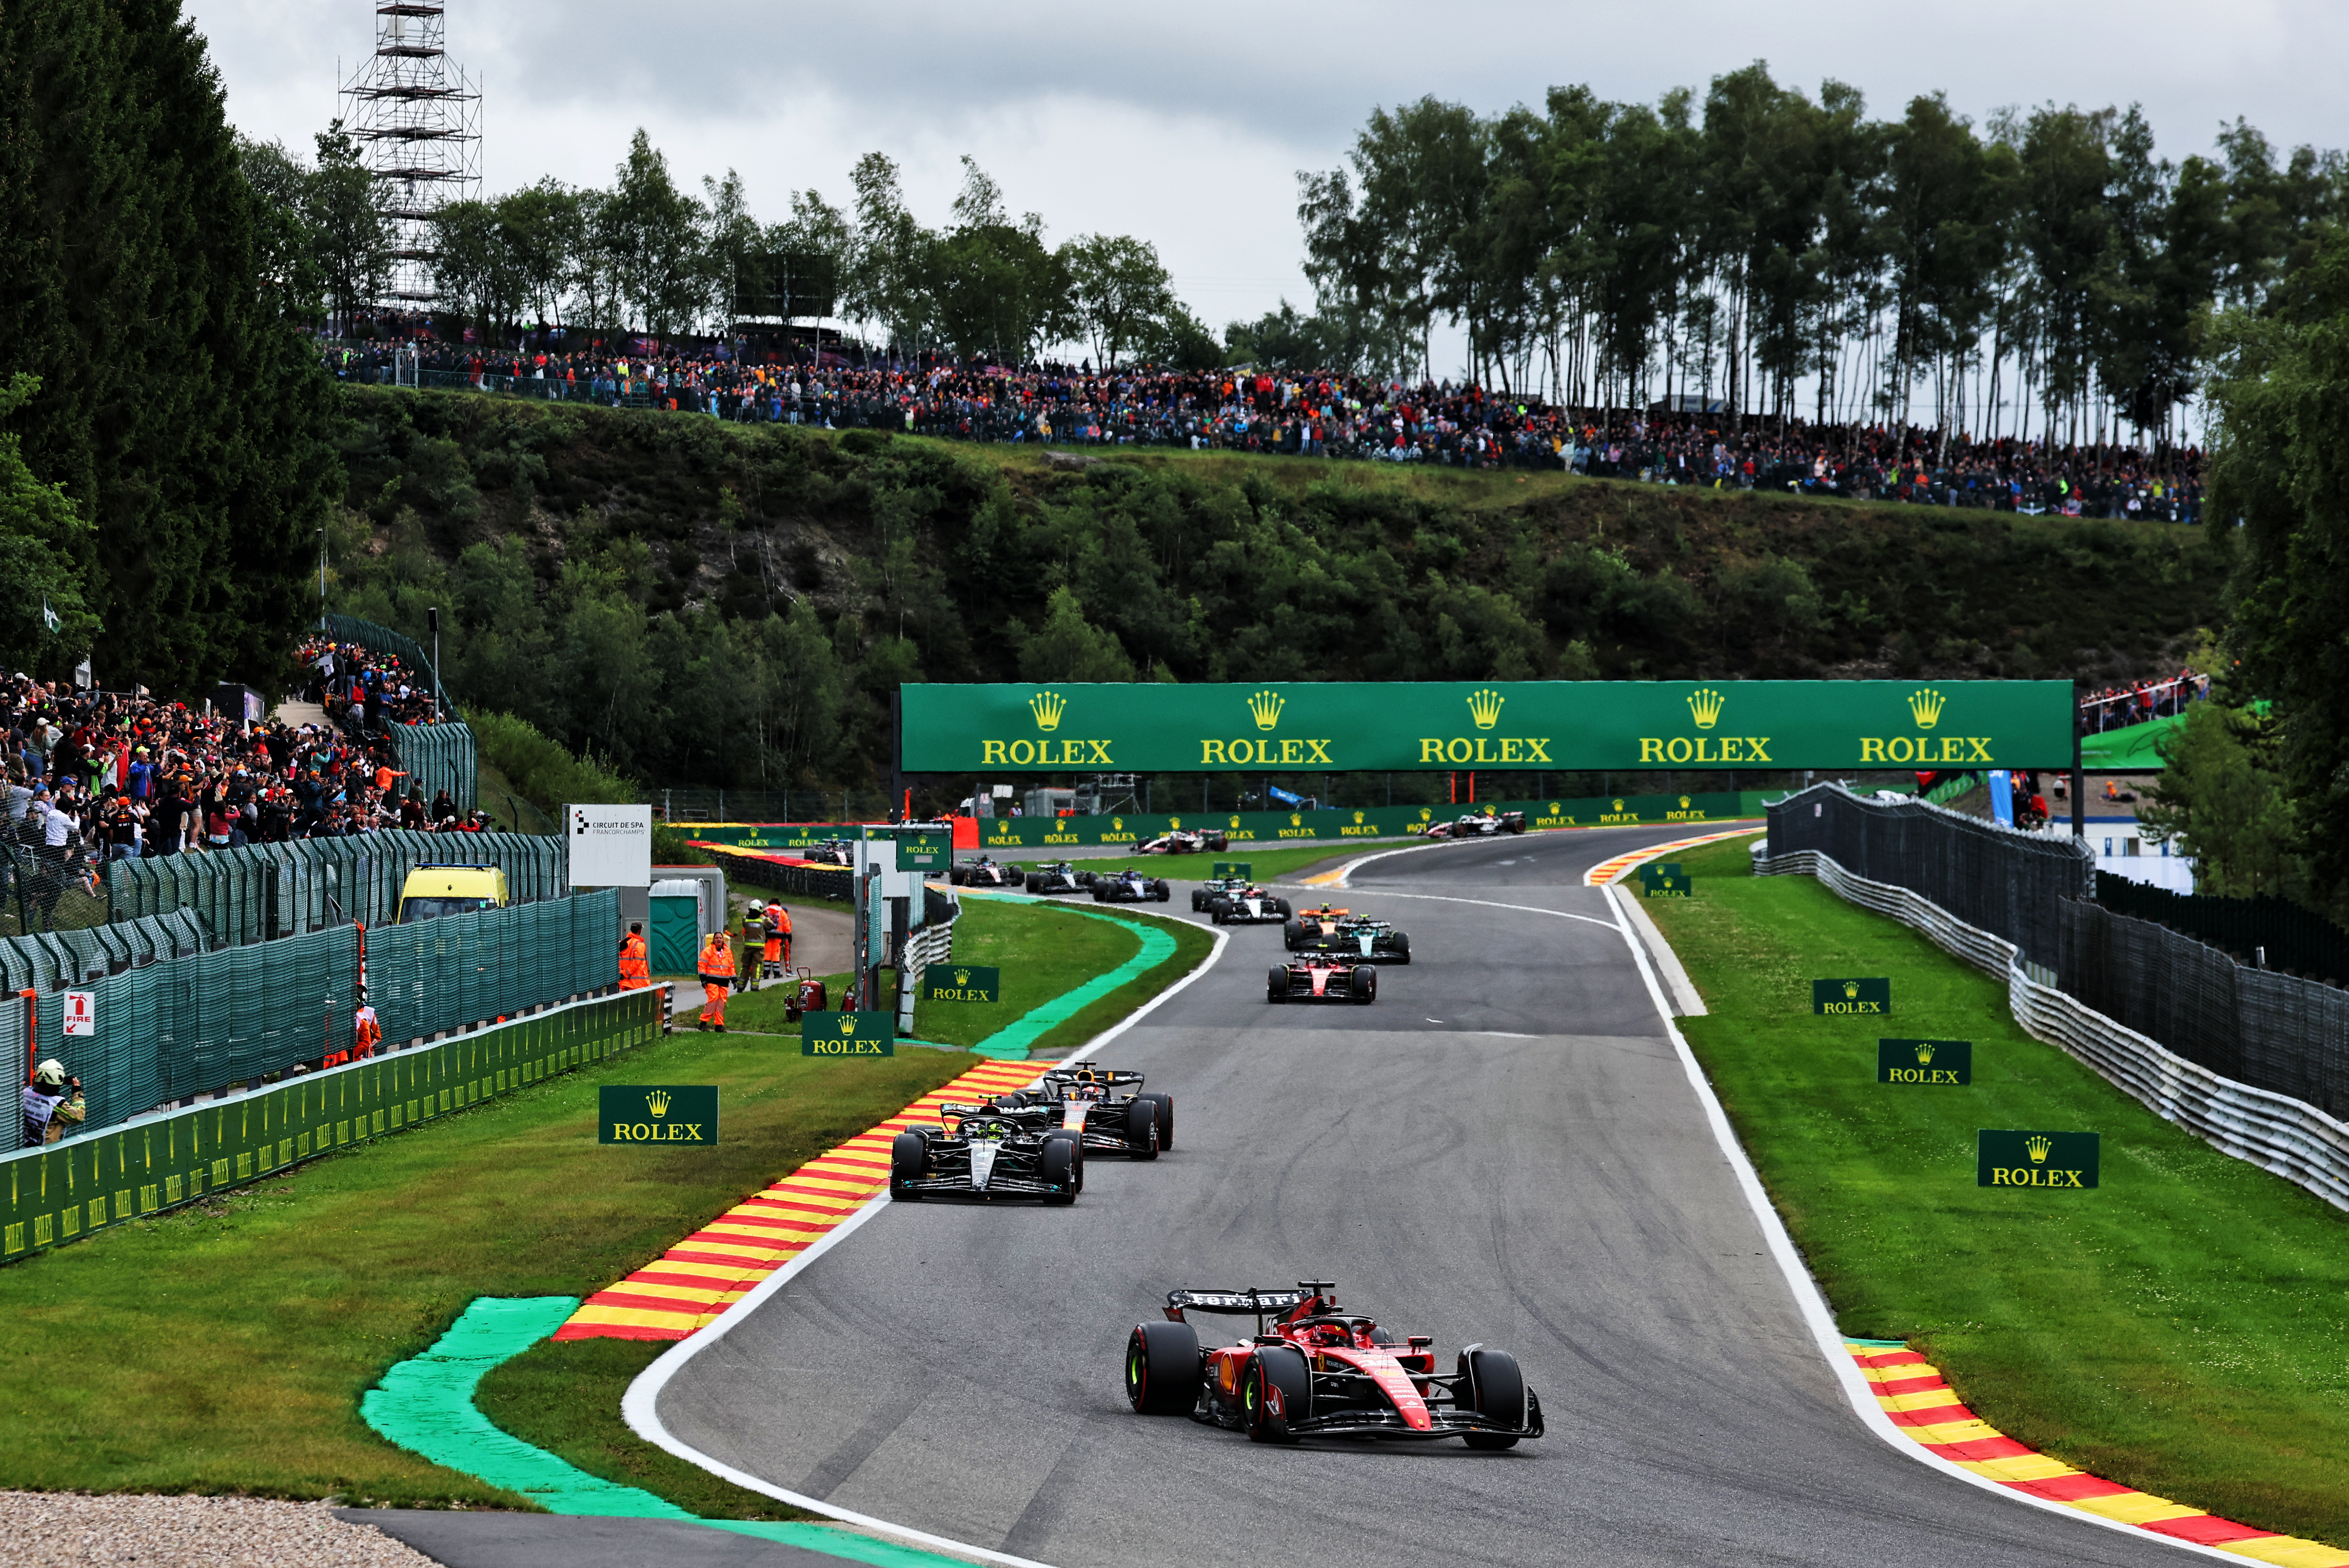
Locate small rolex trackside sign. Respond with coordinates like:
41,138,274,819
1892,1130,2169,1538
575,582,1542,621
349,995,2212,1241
1978,1129,2099,1188
921,965,1001,1005
599,1085,718,1145
1813,977,1890,1014
801,1010,895,1057
1877,1038,1972,1085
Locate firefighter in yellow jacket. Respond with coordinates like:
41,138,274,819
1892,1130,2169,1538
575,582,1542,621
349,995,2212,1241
696,929,736,1030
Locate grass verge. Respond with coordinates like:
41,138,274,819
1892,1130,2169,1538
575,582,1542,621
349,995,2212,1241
1645,836,2349,1544
0,1034,976,1508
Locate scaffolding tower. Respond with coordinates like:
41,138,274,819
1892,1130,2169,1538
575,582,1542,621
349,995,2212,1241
338,3,480,305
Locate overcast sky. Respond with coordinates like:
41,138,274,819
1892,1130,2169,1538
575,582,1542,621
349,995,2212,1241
192,0,2344,369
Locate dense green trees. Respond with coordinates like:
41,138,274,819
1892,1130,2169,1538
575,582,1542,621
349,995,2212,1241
1295,65,2344,443
0,0,340,692
330,385,2223,794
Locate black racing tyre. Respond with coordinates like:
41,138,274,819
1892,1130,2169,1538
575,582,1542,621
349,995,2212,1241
1273,897,1291,917
948,868,966,886
1037,1132,1078,1204
1122,1095,1159,1159
1245,1346,1311,1443
1191,890,1208,911
1393,932,1411,965
1044,1128,1085,1192
1350,967,1377,1004
889,1131,927,1200
1125,1319,1201,1415
1137,1091,1174,1152
1212,905,1229,925
1458,1346,1527,1448
1266,966,1287,1004
1283,918,1305,949
1153,880,1170,901
1024,873,1043,893
1075,870,1097,886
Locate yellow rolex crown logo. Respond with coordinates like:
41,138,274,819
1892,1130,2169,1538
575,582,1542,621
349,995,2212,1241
1111,817,1123,830
1843,980,1861,999
840,1015,857,1035
2026,1134,2052,1164
1613,798,1625,812
1915,1042,1935,1065
1467,688,1505,729
646,1090,671,1117
1170,817,1181,829
1549,801,1562,813
1289,813,1302,826
1687,687,1725,729
1029,690,1067,731
1679,796,1691,809
1247,689,1284,730
1353,810,1365,823
954,969,970,985
1909,688,1946,729
1228,815,1241,828
1419,808,1432,820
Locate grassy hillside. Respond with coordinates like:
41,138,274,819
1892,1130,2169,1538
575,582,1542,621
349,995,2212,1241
328,386,2225,793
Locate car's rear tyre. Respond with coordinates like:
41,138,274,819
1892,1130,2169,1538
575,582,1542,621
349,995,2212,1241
1153,880,1170,901
1266,966,1287,1004
889,1131,926,1200
1272,897,1291,917
1125,1320,1201,1414
1122,1095,1159,1158
1037,1133,1078,1204
1137,1091,1174,1151
1458,1345,1526,1448
1283,918,1305,949
1245,1346,1311,1443
1024,874,1042,893
1191,891,1207,911
1075,871,1097,886
1351,967,1377,1004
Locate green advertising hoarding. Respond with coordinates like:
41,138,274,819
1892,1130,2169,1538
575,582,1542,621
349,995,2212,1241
599,1085,719,1145
1978,1129,2100,1188
801,1010,895,1057
900,680,2075,773
921,965,1002,1004
1813,977,1892,1015
1877,1038,1973,1085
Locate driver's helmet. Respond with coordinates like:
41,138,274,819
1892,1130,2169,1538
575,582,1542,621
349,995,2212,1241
1308,1322,1351,1347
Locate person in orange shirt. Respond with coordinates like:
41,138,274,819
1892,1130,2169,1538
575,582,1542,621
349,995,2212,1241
762,901,790,979
354,990,382,1058
696,929,735,1030
618,923,651,989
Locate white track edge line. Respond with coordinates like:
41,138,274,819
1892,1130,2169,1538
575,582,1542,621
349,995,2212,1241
1605,885,2251,1562
618,911,1233,1568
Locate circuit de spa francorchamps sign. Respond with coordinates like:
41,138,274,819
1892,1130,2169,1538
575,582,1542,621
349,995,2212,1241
899,680,2076,773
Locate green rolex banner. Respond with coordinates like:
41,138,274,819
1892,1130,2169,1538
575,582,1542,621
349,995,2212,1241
1637,862,1684,883
902,680,2076,773
1642,872,1693,898
1979,1129,2099,1188
921,965,1001,1004
1878,1038,1972,1085
600,1085,719,1145
1211,863,1253,879
1814,978,1891,1015
801,1010,896,1057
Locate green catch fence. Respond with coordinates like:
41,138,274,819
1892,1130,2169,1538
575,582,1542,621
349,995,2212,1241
104,831,564,946
1,983,661,1263
320,612,478,810
0,889,620,1158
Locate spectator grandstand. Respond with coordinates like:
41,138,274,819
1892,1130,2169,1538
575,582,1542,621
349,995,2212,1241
327,339,2206,522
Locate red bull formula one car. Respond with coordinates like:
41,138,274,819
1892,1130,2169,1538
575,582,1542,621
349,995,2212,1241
1268,953,1376,1004
1123,1280,1543,1447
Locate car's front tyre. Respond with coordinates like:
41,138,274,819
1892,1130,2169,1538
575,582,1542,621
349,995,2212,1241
1459,1345,1527,1448
1245,1346,1311,1443
889,1131,926,1200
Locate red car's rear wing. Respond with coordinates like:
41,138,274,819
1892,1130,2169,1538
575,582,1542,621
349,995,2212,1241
1163,1288,1309,1325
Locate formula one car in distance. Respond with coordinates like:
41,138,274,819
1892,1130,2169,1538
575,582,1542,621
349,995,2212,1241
971,1065,1172,1158
949,856,1023,888
1422,811,1526,839
889,1110,1081,1203
804,838,857,865
1191,875,1247,912
1268,954,1377,1004
1024,862,1098,895
1208,885,1289,925
1283,903,1353,950
1124,1280,1543,1448
1138,828,1230,854
1092,869,1172,903
1296,915,1411,963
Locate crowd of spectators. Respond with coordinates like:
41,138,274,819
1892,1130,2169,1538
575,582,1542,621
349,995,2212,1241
326,338,2206,522
0,648,492,920
2079,669,2209,735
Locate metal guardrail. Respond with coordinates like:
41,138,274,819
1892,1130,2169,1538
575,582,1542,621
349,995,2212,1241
1756,843,2349,1213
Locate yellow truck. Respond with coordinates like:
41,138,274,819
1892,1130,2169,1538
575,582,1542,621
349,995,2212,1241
395,863,511,924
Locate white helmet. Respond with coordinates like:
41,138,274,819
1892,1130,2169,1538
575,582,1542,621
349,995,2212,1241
34,1058,66,1087
747,900,765,917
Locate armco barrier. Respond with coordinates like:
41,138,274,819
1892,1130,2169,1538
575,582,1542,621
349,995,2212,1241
106,831,563,946
684,789,1780,856
0,984,663,1265
1755,844,2349,1213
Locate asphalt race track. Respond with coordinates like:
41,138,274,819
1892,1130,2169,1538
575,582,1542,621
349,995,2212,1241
656,826,2181,1568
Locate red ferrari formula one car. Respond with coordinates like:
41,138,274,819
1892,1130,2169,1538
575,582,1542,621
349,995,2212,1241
1268,954,1376,1004
1124,1280,1543,1447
